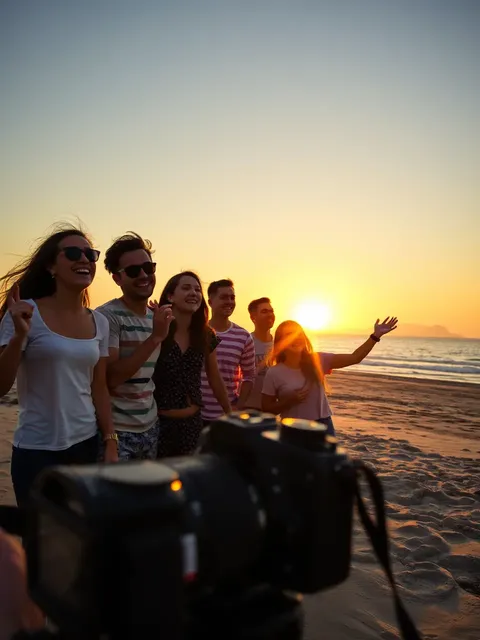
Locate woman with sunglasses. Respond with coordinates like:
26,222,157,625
0,225,118,507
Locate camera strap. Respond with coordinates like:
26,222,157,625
353,460,422,640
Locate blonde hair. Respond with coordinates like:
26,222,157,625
267,320,326,388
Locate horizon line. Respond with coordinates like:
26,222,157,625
307,331,479,340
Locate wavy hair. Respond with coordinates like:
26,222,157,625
159,271,210,353
0,223,92,318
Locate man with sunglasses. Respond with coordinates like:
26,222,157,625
97,233,173,461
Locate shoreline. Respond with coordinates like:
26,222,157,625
331,368,480,389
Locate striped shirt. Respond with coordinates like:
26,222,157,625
200,322,256,420
96,299,160,433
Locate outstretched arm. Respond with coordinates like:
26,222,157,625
330,317,398,370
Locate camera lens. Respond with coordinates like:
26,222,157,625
279,418,335,451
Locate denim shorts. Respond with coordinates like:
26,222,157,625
115,419,160,461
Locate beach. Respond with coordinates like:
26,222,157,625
1,371,479,639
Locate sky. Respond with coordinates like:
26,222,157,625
1,0,479,337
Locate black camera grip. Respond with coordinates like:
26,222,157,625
0,504,25,536
353,460,422,640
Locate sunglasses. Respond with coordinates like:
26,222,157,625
60,246,101,263
118,261,157,279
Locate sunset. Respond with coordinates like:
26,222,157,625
0,2,479,639
292,300,333,332
0,2,479,339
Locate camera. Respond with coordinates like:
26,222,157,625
5,411,421,640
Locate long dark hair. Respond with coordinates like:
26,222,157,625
159,271,209,353
0,224,92,318
267,320,325,387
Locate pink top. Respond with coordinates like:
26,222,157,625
262,354,334,420
200,322,256,420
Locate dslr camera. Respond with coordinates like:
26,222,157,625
8,411,420,640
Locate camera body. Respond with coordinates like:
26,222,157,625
24,411,356,639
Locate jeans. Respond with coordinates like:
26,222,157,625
11,434,99,507
316,416,336,437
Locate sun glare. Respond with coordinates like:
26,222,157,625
293,301,332,332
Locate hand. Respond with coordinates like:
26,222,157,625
0,529,44,638
149,301,175,342
287,385,310,405
373,316,398,338
104,439,119,463
7,285,33,339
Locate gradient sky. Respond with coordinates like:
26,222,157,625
1,0,479,337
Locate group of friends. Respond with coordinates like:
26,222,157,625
0,225,398,508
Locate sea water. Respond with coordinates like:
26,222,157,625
311,336,480,385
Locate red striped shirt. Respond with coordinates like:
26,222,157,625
201,323,255,420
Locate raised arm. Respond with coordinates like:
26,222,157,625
106,336,163,389
329,316,398,370
101,303,173,390
0,289,33,397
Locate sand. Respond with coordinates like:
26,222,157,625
1,371,479,639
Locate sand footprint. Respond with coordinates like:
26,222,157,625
396,561,457,600
442,554,480,597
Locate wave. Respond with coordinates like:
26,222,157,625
363,354,480,369
360,360,480,376
315,336,480,384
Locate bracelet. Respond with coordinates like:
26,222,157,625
104,432,119,443
370,333,380,343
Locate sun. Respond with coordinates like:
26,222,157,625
293,301,332,331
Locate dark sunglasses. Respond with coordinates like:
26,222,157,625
118,261,157,278
60,246,101,263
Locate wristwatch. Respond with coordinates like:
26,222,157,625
104,432,119,443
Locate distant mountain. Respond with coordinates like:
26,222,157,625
392,324,463,338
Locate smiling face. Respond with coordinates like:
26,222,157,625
168,274,203,314
276,322,308,355
113,249,156,301
251,301,275,332
209,285,236,319
51,234,99,292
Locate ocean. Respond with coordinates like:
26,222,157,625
311,336,480,385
